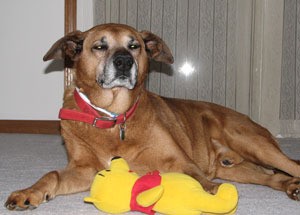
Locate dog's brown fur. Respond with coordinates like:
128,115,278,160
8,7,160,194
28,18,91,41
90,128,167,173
5,23,300,210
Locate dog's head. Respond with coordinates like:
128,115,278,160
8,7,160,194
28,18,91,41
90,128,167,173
43,23,173,113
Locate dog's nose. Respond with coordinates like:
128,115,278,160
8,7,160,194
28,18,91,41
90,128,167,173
113,53,134,72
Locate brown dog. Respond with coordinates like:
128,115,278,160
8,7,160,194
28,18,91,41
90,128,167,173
5,23,300,210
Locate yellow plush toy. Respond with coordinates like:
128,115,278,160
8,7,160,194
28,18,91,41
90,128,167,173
84,157,238,215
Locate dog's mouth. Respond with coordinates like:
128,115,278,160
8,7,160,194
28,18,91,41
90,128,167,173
98,65,137,89
97,51,138,90
99,74,136,89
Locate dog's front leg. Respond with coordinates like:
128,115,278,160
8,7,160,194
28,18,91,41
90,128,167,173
5,166,97,210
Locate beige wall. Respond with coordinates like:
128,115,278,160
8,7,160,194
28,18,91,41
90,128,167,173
0,0,64,120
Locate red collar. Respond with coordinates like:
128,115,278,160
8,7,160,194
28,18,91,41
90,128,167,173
59,89,139,129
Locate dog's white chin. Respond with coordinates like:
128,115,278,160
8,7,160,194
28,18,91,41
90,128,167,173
101,79,136,90
101,85,135,90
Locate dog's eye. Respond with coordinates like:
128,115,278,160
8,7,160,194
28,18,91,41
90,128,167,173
93,44,108,51
128,44,140,50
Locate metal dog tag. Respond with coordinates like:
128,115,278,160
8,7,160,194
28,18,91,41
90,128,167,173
119,123,126,141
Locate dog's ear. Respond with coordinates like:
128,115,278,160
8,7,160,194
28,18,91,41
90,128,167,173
140,31,174,64
43,30,85,62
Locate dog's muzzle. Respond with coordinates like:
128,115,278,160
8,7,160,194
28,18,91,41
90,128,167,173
98,50,137,89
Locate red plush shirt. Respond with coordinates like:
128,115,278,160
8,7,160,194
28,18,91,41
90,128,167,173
130,171,162,215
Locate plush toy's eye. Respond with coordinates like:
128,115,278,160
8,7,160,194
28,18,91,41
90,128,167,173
98,173,105,177
105,170,111,172
111,156,122,161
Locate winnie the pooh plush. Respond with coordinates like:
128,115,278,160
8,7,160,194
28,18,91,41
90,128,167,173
84,157,238,215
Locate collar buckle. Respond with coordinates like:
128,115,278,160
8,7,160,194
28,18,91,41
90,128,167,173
93,116,117,127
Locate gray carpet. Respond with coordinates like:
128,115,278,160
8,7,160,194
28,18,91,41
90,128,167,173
0,133,299,215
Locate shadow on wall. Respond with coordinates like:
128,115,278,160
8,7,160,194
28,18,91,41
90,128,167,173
44,60,64,74
149,61,174,76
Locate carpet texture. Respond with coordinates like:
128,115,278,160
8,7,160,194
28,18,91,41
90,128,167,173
0,133,299,215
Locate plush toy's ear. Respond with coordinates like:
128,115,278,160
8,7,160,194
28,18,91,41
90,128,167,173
140,31,174,64
136,185,164,207
84,197,99,204
110,157,130,171
43,30,85,62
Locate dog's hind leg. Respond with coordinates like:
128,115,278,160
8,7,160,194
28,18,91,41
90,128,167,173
203,108,300,179
211,135,300,200
225,133,300,178
215,160,300,200
183,161,221,194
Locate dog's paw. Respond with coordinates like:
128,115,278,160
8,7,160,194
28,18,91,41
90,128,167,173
291,188,300,201
286,179,300,201
289,183,300,201
4,188,50,210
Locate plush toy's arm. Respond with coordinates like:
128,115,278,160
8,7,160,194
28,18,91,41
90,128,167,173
136,185,164,207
